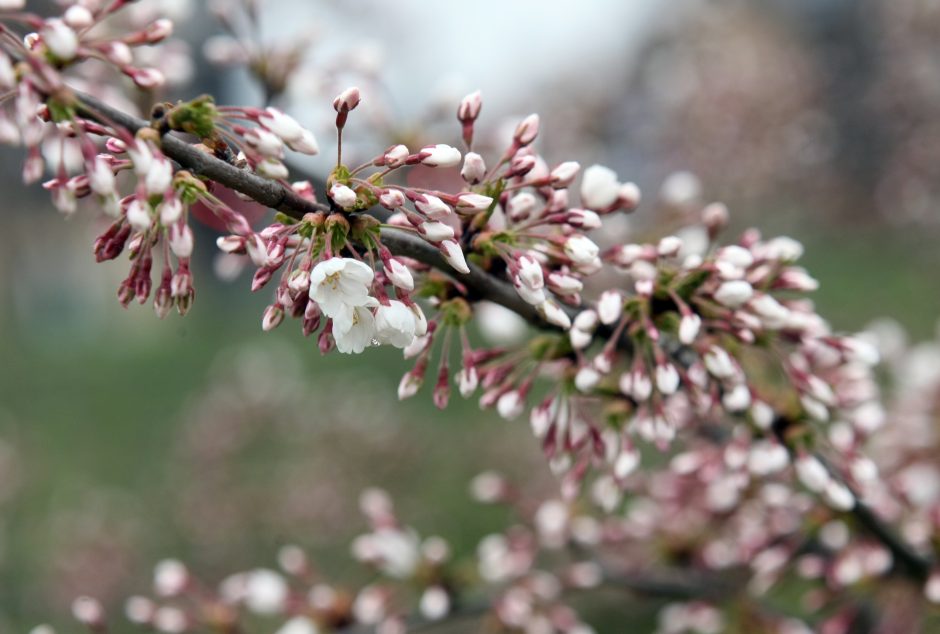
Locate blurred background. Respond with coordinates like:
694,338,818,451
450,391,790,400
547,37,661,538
2,0,940,630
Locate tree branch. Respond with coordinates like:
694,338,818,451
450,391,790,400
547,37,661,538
72,91,550,327
70,91,936,588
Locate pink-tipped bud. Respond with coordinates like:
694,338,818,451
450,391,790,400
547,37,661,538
512,114,540,147
64,5,94,29
419,144,461,168
41,18,79,61
143,18,174,43
679,313,701,345
420,221,455,242
702,202,730,238
617,182,641,211
262,304,284,331
461,152,486,185
384,257,414,291
566,208,601,230
258,107,304,143
329,183,358,210
507,192,537,221
457,366,479,397
550,161,580,188
380,144,409,168
127,67,165,89
505,154,536,179
333,86,361,113
457,90,482,124
455,193,493,214
440,239,470,274
414,194,452,219
168,222,193,258
126,198,153,233
379,189,406,209
433,365,450,410
597,290,623,325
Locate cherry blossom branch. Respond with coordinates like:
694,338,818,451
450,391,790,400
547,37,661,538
72,92,937,587
72,91,550,326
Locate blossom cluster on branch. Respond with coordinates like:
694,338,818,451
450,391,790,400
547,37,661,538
2,1,940,633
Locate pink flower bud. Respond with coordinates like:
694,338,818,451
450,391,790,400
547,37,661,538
455,193,493,214
333,86,361,113
127,67,165,89
702,202,729,236
88,155,116,196
329,183,358,209
440,239,470,274
497,390,525,420
564,235,599,265
256,158,289,180
539,300,572,330
512,114,539,147
41,18,79,61
507,192,537,221
287,129,319,155
714,280,754,308
457,90,482,123
385,258,414,291
460,152,486,185
398,370,422,400
433,365,450,409
655,363,680,395
64,6,94,29
381,144,409,168
243,127,285,157
142,18,173,43
566,208,601,230
550,161,580,187
457,366,479,397
168,222,193,258
679,313,701,345
103,41,133,66
126,198,153,232
145,157,173,195
258,107,304,143
580,164,620,210
617,182,641,210
506,154,536,178
262,304,284,331
548,272,583,295
414,194,452,219
419,144,461,168
420,221,455,242
292,180,316,200
379,189,405,209
597,290,623,325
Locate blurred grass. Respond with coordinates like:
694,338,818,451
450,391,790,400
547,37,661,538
0,223,937,631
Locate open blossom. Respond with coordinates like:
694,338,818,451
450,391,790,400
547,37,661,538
374,301,417,349
309,258,375,317
333,301,378,354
